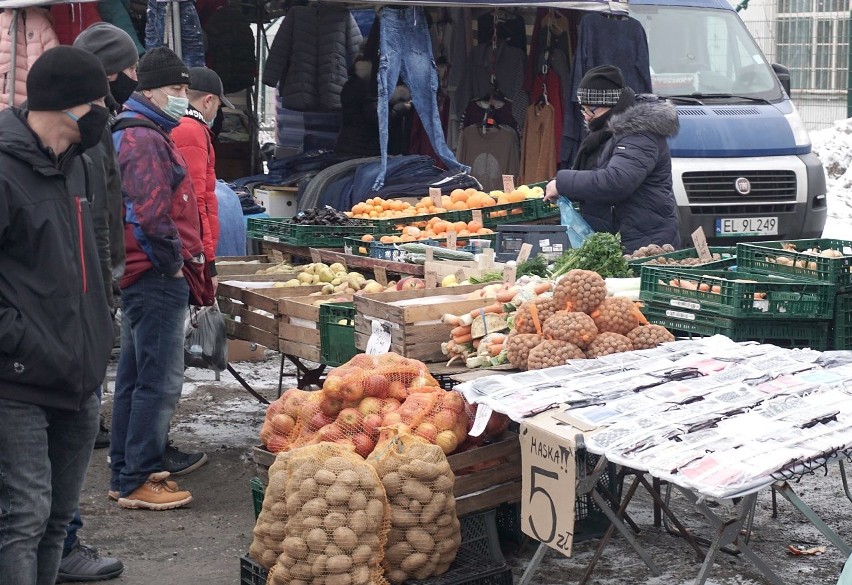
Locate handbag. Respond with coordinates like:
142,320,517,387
182,253,215,307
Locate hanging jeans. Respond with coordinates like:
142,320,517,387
374,7,468,191
145,0,206,68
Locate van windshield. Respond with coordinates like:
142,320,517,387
631,5,784,102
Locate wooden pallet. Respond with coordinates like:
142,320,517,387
251,432,521,516
353,284,494,362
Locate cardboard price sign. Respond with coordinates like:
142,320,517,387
519,419,578,558
366,319,392,355
429,187,443,209
691,226,713,262
471,209,483,225
425,270,438,289
502,175,516,192
310,248,322,263
374,266,389,286
446,231,457,250
516,243,533,265
503,264,517,284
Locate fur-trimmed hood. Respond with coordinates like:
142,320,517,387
608,95,679,139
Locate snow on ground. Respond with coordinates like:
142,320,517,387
810,119,852,238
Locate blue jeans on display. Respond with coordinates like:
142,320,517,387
373,7,468,190
145,0,206,67
0,393,100,585
110,270,189,497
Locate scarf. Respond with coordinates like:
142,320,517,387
572,87,636,170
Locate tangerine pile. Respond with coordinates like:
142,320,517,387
361,219,494,244
348,187,530,220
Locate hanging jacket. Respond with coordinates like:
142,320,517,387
555,96,681,253
97,0,145,55
262,5,362,112
113,93,203,288
50,2,101,45
203,2,256,94
172,105,219,272
0,108,113,410
0,8,59,110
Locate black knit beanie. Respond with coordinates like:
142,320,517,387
136,47,190,91
73,22,139,76
577,65,626,107
27,46,109,111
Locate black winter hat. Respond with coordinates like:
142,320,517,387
73,22,139,76
136,47,190,91
577,65,626,107
27,46,109,111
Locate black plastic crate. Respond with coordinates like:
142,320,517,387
239,554,267,585
404,549,512,585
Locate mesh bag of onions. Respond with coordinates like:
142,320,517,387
542,311,598,349
527,339,585,370
267,442,391,585
368,426,462,583
260,389,319,454
249,450,295,569
585,332,634,358
626,324,675,349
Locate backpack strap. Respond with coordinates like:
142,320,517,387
111,114,170,154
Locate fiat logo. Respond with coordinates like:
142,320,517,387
735,177,751,195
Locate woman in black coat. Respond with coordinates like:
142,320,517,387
545,65,681,253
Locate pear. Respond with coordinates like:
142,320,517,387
362,281,384,294
318,268,335,283
273,281,285,288
282,279,301,288
321,284,335,294
331,277,343,286
329,262,346,273
297,272,314,284
441,274,458,288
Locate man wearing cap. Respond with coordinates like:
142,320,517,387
109,46,203,511
0,46,114,584
545,65,681,252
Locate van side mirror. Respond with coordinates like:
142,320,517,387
772,63,791,96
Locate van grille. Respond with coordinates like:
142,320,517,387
683,170,797,204
690,204,797,215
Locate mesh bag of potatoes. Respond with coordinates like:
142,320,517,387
553,269,607,313
268,442,391,585
589,297,644,335
249,450,295,569
527,339,585,370
368,426,462,584
505,333,544,369
542,311,598,349
514,297,557,334
627,324,675,349
586,332,634,358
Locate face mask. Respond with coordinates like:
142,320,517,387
158,89,189,120
65,104,110,151
109,71,137,105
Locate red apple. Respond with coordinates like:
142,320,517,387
363,413,383,437
317,424,344,442
435,430,459,455
414,422,438,443
363,374,390,398
319,397,344,418
357,397,383,416
485,412,511,437
271,413,296,436
433,409,458,432
351,433,375,458
397,277,426,291
308,412,334,432
336,407,363,432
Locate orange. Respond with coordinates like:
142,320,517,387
432,221,448,234
479,228,494,235
457,229,471,237
362,234,374,242
380,235,394,244
451,201,468,211
441,195,453,209
400,234,416,242
404,226,421,238
467,220,483,233
450,189,468,203
452,221,467,232
464,187,477,196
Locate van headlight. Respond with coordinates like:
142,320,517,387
784,108,811,149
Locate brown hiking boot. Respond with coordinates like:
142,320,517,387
109,478,179,502
117,472,192,510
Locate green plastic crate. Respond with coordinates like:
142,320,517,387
736,239,852,290
642,303,830,350
629,246,737,275
247,217,375,248
251,477,264,520
639,265,835,319
479,199,539,226
531,198,560,220
832,292,852,350
319,301,357,367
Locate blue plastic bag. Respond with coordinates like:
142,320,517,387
558,197,595,248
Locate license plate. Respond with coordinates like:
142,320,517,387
715,216,778,237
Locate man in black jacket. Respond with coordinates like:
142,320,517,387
0,47,114,585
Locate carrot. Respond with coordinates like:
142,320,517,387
469,304,503,318
589,309,602,319
496,288,517,303
451,325,472,338
489,333,507,344
488,343,505,357
632,304,649,326
453,333,473,344
442,313,461,326
529,302,543,334
533,282,551,295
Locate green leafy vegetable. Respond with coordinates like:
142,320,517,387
468,271,504,284
517,256,548,278
550,233,631,278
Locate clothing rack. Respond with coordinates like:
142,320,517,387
1,0,99,107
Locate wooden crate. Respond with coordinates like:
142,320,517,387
353,284,494,362
279,295,352,362
251,431,521,516
217,285,323,348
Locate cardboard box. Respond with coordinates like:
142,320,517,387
519,412,580,558
227,339,268,362
254,186,298,218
